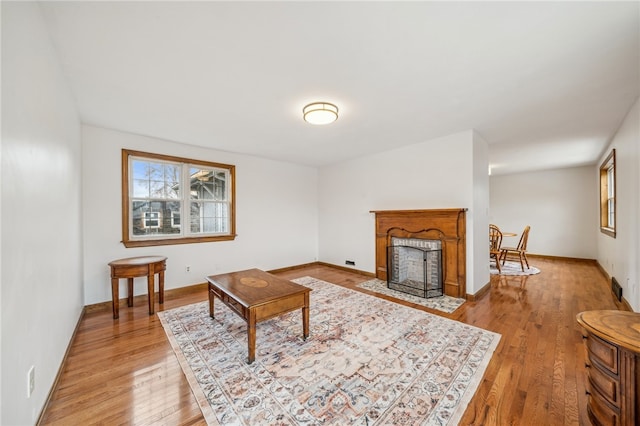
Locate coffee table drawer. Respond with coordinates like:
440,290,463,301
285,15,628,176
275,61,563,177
210,287,247,317
254,293,307,321
209,285,223,299
221,294,247,317
227,297,248,317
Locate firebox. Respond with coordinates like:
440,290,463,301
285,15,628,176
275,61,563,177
386,237,443,298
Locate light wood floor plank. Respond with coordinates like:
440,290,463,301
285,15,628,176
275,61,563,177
39,258,620,425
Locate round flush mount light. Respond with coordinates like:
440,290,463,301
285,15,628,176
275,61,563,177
303,102,338,125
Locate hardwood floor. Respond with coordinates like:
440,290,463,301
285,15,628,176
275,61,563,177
39,258,621,425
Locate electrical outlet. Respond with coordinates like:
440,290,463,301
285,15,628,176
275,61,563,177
27,365,35,398
345,260,355,266
185,265,191,273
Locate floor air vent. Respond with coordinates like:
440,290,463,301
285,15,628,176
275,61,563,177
612,277,622,302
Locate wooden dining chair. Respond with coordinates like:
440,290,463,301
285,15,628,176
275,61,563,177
500,225,531,271
489,224,503,273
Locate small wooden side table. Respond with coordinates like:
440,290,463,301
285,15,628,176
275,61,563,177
577,310,640,425
109,256,167,319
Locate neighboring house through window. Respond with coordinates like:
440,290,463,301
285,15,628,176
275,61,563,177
599,148,616,238
122,149,236,247
143,211,161,229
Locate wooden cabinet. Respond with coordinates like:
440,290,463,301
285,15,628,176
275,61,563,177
577,310,640,426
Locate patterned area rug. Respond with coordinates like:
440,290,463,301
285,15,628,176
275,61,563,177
490,260,540,276
357,279,466,313
158,277,500,425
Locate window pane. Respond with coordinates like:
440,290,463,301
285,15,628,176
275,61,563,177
607,166,614,198
214,171,227,200
132,159,181,200
146,163,165,199
190,168,227,201
132,160,151,197
132,200,181,236
149,179,165,198
608,200,615,227
163,164,181,199
190,201,229,233
132,178,150,198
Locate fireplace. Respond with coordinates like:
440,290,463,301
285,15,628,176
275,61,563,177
370,209,467,298
387,237,443,298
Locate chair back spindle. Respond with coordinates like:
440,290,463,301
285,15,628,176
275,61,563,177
490,224,503,251
500,225,531,272
518,226,530,251
489,224,503,273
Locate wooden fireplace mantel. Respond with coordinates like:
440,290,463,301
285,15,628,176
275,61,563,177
370,209,467,298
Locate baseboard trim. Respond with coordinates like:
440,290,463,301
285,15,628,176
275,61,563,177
620,297,634,312
595,261,609,281
266,262,322,274
315,261,376,277
84,282,208,314
595,261,634,312
268,261,375,278
467,280,491,301
527,253,597,263
37,306,86,425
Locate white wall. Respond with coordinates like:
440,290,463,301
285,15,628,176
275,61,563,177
472,132,490,293
597,97,640,311
318,130,486,295
82,125,318,305
1,3,84,424
490,165,598,260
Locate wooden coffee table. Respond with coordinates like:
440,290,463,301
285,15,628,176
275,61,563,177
206,268,311,364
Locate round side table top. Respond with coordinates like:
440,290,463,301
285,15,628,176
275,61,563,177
108,255,167,267
577,310,640,353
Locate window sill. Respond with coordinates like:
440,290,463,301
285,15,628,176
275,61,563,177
600,227,616,238
122,234,237,248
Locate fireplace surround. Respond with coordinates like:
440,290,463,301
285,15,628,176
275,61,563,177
370,209,467,298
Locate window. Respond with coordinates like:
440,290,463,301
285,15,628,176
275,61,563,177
599,149,615,238
122,149,236,247
171,211,181,228
143,211,161,229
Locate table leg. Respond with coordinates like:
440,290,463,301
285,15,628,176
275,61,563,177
158,269,165,304
302,293,310,340
127,278,134,307
209,290,215,318
247,310,256,364
111,277,119,319
147,270,155,315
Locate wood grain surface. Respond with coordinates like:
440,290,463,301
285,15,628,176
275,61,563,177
39,257,621,425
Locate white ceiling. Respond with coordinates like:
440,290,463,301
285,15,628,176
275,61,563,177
39,1,639,175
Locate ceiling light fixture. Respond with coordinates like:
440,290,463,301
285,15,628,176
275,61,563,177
303,102,338,125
